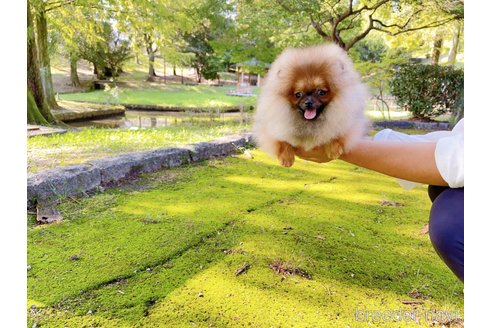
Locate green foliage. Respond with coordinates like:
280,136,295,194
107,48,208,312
350,38,388,63
390,64,464,119
200,55,224,81
180,0,234,82
79,22,132,79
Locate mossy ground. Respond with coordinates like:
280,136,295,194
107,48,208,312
27,150,463,327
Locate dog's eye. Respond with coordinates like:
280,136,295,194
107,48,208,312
317,89,327,96
295,92,303,99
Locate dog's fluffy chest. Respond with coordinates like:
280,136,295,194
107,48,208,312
286,113,338,150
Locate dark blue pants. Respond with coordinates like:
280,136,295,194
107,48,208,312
428,186,464,282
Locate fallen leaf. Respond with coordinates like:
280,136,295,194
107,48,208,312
379,200,404,207
235,262,250,276
270,260,312,279
401,300,423,305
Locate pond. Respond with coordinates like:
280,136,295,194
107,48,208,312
67,110,253,129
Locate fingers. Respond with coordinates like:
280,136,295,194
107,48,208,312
293,146,330,163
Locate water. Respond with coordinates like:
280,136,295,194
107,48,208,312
67,110,252,129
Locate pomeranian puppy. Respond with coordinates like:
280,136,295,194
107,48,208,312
253,43,369,167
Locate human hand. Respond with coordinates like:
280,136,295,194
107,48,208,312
293,146,332,163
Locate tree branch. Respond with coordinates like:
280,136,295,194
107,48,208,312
345,14,375,50
44,0,75,12
373,9,423,31
309,14,331,41
275,0,294,13
337,10,362,32
373,17,457,36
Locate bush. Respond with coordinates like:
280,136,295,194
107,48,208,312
389,64,464,120
350,38,388,63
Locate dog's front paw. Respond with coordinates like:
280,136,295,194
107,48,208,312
324,139,344,160
279,156,295,167
277,141,295,167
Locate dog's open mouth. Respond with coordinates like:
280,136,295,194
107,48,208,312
300,106,325,121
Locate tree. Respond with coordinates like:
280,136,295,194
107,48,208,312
447,20,463,66
49,2,106,87
236,0,462,51
116,0,196,81
31,0,60,109
182,0,241,82
143,33,159,79
431,31,443,64
27,0,56,124
221,0,283,68
28,0,108,124
78,22,132,79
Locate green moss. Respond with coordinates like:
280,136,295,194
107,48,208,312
28,151,463,327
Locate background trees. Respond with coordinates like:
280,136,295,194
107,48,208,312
27,0,464,125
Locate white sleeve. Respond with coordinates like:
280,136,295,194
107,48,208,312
374,128,451,142
435,133,464,188
373,120,465,189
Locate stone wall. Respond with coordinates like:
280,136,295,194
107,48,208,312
27,134,253,208
373,120,451,130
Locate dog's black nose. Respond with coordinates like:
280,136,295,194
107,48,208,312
304,100,314,108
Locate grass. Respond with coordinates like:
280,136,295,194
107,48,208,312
59,85,259,109
27,119,252,173
27,150,464,327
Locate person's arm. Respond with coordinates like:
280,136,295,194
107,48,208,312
294,139,448,186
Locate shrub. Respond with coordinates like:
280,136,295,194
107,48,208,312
350,38,388,63
389,64,464,120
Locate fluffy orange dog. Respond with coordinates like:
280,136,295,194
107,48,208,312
253,44,369,167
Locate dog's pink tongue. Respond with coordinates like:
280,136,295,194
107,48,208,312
304,109,317,120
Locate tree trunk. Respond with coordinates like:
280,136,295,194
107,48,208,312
332,30,346,50
70,55,81,87
431,33,443,65
93,62,98,76
28,90,49,125
196,67,202,83
147,51,157,80
35,8,58,109
163,55,166,83
27,0,55,124
447,21,462,66
173,64,177,76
